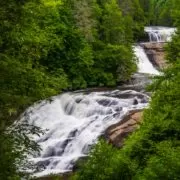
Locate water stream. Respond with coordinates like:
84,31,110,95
134,46,160,75
23,90,149,177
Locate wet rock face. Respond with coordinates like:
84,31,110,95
140,42,167,69
105,110,143,148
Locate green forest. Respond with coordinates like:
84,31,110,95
0,0,180,179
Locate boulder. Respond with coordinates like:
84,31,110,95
105,110,143,147
140,42,167,69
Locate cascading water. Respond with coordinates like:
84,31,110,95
22,90,149,177
20,26,175,177
145,26,176,42
133,46,160,75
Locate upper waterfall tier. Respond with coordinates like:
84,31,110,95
145,26,176,42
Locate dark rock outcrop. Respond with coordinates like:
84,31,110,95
140,42,167,69
105,110,143,147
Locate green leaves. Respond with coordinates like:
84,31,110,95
76,140,118,180
139,0,180,26
166,30,180,64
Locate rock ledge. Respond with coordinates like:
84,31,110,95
105,110,143,147
140,42,167,69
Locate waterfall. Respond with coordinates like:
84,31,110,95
134,46,160,75
22,90,149,177
20,26,175,178
145,26,176,42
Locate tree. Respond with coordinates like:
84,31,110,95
89,0,136,84
118,0,146,40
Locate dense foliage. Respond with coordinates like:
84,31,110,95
139,0,180,26
0,0,143,178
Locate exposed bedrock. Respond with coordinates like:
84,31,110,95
140,42,167,69
105,110,143,147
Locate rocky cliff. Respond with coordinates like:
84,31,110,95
140,42,167,69
105,110,143,147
